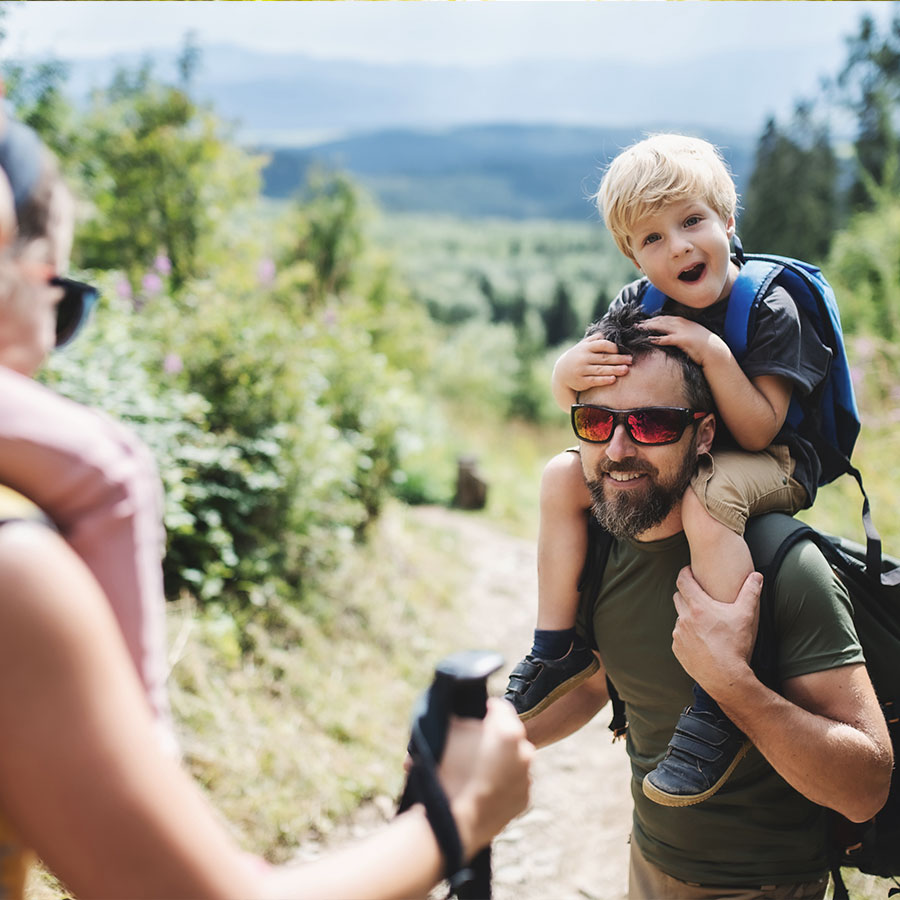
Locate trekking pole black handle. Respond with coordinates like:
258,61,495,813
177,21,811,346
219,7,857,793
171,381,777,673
398,650,504,899
438,650,503,900
436,649,503,718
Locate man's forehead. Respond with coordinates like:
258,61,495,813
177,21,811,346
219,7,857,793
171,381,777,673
580,349,689,408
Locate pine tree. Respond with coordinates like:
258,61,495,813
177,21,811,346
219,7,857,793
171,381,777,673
542,280,579,346
740,105,838,263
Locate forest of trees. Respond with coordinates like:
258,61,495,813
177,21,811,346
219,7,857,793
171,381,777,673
741,6,900,268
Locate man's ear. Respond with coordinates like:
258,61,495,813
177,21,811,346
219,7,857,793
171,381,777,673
725,214,736,240
696,413,716,456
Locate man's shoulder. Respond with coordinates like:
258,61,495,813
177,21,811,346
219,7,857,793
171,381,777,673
744,514,831,584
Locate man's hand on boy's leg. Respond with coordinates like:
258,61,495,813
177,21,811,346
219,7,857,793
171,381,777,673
670,566,762,700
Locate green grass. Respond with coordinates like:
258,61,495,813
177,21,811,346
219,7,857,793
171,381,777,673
800,416,900,551
167,500,474,861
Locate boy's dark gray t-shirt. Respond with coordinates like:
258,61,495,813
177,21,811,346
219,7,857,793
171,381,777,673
576,529,863,886
610,276,833,505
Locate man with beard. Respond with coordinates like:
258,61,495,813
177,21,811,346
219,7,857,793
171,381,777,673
522,303,891,900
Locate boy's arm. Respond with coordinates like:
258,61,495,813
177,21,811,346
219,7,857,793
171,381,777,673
551,336,632,412
646,316,791,450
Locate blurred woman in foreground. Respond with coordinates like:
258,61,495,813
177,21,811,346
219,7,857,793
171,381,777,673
0,112,532,900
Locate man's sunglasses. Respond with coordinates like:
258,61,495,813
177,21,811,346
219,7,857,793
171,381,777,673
52,277,99,348
571,405,708,446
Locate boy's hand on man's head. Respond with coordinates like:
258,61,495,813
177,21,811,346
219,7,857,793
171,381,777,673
554,333,632,395
640,316,730,370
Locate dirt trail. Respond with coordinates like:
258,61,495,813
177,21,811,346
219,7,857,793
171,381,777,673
302,505,633,899
413,506,632,900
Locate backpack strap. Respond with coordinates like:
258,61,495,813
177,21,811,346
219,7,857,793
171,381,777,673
744,514,848,897
606,675,627,741
723,260,782,362
741,515,814,692
578,520,627,738
639,281,666,316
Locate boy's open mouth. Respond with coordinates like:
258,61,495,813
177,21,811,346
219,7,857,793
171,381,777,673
678,263,705,283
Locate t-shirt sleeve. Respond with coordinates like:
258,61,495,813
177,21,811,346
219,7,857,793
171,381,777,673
773,540,864,682
740,286,833,398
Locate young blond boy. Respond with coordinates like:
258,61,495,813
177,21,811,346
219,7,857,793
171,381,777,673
505,133,831,806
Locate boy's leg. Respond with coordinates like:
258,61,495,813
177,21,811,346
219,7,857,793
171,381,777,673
642,481,752,807
505,450,598,720
643,448,805,806
679,485,753,606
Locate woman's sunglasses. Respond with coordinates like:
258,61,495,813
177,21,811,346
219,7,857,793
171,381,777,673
52,277,99,348
571,405,708,446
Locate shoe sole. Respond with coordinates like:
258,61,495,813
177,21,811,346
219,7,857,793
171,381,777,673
516,656,601,722
641,740,752,807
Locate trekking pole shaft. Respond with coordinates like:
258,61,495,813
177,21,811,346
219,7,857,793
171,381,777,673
447,662,496,900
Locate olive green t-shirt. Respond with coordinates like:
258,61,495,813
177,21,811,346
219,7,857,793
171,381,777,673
577,529,864,886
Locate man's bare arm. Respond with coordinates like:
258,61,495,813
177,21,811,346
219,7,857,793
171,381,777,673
671,568,892,823
523,661,609,748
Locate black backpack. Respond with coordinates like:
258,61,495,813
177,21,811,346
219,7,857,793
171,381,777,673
584,514,900,898
745,514,900,900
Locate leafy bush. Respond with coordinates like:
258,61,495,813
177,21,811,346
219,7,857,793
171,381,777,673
827,195,900,340
42,233,455,610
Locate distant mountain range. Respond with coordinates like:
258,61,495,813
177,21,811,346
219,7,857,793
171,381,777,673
52,45,778,220
258,124,755,221
56,42,831,144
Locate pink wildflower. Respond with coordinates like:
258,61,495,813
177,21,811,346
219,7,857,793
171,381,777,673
257,258,276,286
142,272,163,295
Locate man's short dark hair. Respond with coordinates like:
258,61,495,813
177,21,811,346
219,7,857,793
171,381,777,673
586,301,715,412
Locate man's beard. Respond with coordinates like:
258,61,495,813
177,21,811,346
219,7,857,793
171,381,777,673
585,440,699,540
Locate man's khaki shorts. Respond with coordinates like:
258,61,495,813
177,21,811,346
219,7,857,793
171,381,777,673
628,837,829,900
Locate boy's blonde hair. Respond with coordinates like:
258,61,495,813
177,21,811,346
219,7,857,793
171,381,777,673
595,133,738,262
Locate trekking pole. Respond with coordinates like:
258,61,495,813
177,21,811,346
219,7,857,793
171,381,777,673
397,649,504,900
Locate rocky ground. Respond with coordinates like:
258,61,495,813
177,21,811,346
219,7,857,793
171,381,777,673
305,506,633,900
421,506,633,900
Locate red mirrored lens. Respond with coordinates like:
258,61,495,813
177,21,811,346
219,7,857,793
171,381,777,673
573,407,614,442
627,409,685,444
572,406,702,445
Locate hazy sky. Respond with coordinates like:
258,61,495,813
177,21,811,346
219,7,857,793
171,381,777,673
3,1,894,69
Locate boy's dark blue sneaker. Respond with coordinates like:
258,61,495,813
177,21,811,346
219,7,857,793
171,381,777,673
504,642,599,721
642,696,750,807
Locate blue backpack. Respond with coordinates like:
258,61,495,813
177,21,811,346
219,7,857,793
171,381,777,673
641,238,859,486
640,239,897,585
